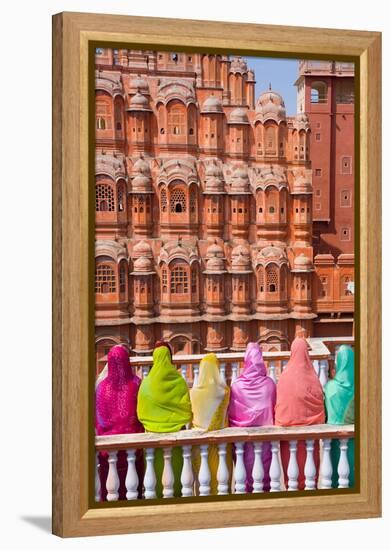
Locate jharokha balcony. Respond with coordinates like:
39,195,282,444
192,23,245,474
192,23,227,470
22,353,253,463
95,336,355,502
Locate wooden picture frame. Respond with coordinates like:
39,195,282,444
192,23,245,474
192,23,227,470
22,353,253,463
52,11,381,538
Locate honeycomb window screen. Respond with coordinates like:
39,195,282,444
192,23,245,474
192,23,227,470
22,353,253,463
266,265,278,292
190,188,197,214
258,268,264,292
170,265,189,294
117,185,125,212
96,184,115,212
170,188,187,213
95,264,116,293
168,106,185,135
160,188,167,212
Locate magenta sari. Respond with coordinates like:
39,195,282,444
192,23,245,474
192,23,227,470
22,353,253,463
96,345,144,500
228,342,276,492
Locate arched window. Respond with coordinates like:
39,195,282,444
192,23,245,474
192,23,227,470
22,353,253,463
170,188,187,213
191,266,198,294
114,100,123,131
117,184,125,212
96,97,111,130
266,265,278,293
168,103,185,135
160,187,167,213
96,184,115,212
161,267,168,294
96,118,106,130
311,81,327,103
119,262,127,293
95,263,116,293
259,268,265,293
170,265,189,294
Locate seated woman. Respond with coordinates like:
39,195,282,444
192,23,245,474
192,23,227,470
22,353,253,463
95,344,144,500
324,345,355,487
275,337,325,490
137,344,192,498
228,342,276,492
190,353,231,495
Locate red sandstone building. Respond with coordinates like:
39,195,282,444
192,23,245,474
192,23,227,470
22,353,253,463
94,49,354,373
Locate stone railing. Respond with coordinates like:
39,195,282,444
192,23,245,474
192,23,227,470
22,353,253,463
95,424,354,501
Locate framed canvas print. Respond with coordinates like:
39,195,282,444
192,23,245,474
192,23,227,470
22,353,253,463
52,12,381,538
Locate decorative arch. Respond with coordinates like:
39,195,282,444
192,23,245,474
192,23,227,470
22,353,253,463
264,122,278,155
167,99,187,135
310,81,327,103
95,181,115,212
95,259,117,294
96,91,112,131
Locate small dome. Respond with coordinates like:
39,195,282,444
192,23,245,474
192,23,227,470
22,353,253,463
132,157,151,175
131,157,152,192
133,240,152,258
294,253,313,269
229,56,248,74
256,89,286,122
204,162,225,193
201,95,223,114
228,108,250,125
129,75,149,94
206,241,224,258
230,165,250,193
206,255,225,272
232,252,251,271
259,245,285,260
134,256,153,272
127,91,151,111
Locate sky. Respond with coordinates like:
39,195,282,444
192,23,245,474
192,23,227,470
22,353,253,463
244,56,299,116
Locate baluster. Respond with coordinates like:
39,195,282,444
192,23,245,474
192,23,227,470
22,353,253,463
304,439,317,490
217,443,229,495
125,449,139,500
181,445,194,497
312,359,320,376
338,439,350,488
106,450,120,501
180,364,187,382
142,365,150,379
95,452,101,502
162,447,175,498
319,360,329,387
287,440,299,491
252,442,264,493
220,363,226,384
199,445,211,496
144,448,156,499
234,441,246,494
320,439,333,489
193,366,199,387
269,441,281,492
231,362,239,383
269,362,277,384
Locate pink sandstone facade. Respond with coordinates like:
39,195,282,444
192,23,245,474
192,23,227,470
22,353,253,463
94,49,354,375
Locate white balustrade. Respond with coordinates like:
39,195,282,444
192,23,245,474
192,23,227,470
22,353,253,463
217,443,230,495
269,362,277,383
193,366,199,387
287,440,299,491
234,442,247,494
180,364,187,382
199,445,211,496
95,452,101,502
320,439,333,489
144,448,157,499
319,360,329,387
142,365,150,379
304,439,317,490
231,362,239,383
106,451,120,501
181,445,194,497
269,441,281,492
219,363,226,384
162,447,175,498
338,439,350,488
125,449,138,500
252,442,264,493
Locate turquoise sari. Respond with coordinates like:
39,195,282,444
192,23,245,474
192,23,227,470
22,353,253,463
324,345,355,488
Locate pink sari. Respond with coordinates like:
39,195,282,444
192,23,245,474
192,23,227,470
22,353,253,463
228,343,276,492
275,338,325,490
96,345,144,500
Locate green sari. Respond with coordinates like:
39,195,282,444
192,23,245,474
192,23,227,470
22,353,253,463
324,345,355,488
137,346,192,497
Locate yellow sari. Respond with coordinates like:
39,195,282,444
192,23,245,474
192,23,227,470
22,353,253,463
190,353,232,495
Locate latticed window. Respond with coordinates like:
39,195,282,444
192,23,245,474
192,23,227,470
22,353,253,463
168,106,185,135
95,264,116,293
119,263,126,293
170,265,189,294
96,102,111,129
117,185,124,212
133,195,145,213
191,268,197,294
160,188,167,213
259,268,264,292
170,188,187,213
161,267,168,294
190,189,197,214
96,184,115,212
266,266,278,293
